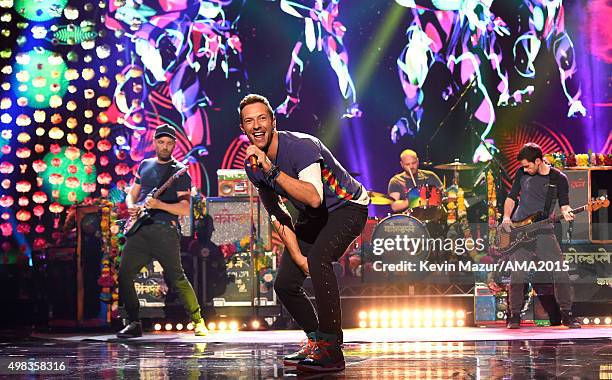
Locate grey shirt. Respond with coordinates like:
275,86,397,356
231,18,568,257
507,167,569,222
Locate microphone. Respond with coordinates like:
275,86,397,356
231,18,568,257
248,155,258,171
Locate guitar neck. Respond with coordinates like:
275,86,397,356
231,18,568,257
152,166,186,199
545,205,587,224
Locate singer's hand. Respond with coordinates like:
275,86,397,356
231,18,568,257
245,145,272,172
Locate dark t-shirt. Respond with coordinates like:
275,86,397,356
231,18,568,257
507,167,569,222
245,131,364,212
135,158,191,223
387,170,443,199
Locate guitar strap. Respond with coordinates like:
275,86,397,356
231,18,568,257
542,167,560,219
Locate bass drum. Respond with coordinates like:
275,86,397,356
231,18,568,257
363,214,430,283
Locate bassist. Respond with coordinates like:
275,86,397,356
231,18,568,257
117,124,208,338
501,143,580,329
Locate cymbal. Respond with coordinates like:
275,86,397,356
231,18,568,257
367,191,395,205
434,162,479,170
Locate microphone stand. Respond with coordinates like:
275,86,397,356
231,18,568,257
248,180,263,323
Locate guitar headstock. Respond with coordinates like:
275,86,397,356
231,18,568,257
588,196,610,212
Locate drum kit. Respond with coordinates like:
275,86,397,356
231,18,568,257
367,160,481,252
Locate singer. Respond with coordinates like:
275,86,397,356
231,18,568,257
239,94,369,373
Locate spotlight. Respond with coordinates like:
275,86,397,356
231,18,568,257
605,317,611,325
229,321,239,331
358,311,367,320
207,322,216,331
186,323,194,331
165,323,172,331
582,318,590,325
218,321,228,330
358,321,367,328
153,323,162,331
456,310,465,319
251,320,261,329
457,320,465,327
176,323,183,331
593,318,600,325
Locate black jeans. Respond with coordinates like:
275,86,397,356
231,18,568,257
273,202,368,336
508,229,572,315
119,223,202,322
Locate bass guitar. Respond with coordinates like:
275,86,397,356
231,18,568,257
495,196,609,255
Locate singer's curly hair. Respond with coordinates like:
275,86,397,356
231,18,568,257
239,94,274,122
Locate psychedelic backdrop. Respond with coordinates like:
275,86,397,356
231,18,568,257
0,0,610,261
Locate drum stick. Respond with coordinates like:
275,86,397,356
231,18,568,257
408,169,417,188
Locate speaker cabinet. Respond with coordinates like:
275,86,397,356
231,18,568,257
206,197,272,250
559,168,612,243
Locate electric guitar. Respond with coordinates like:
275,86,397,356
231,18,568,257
123,166,188,237
495,196,609,255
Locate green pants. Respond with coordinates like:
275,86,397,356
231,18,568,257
119,223,202,322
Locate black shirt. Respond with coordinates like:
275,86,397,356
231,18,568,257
135,158,191,223
507,167,569,221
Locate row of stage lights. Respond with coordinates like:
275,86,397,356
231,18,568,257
151,314,610,332
153,320,263,332
581,317,612,325
358,309,466,328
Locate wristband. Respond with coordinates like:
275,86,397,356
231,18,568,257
266,165,281,182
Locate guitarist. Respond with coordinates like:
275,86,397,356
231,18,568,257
501,142,580,329
117,124,208,338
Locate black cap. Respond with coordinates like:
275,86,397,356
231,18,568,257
154,124,176,140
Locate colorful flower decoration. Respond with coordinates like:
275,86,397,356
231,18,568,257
33,205,45,218
0,195,14,207
1,223,12,237
32,160,47,173
15,181,31,192
81,152,96,165
97,172,112,185
65,177,80,189
32,191,47,204
97,139,111,152
64,146,80,160
49,202,64,213
16,209,31,222
0,161,14,174
15,147,31,158
114,163,130,176
49,173,64,185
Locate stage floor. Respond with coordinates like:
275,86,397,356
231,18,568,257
1,327,610,379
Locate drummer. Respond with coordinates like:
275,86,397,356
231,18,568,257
388,149,443,213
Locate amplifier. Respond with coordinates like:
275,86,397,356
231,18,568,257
206,197,272,250
559,168,612,243
217,169,253,197
212,250,277,307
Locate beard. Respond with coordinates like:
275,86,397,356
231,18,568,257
157,151,172,162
